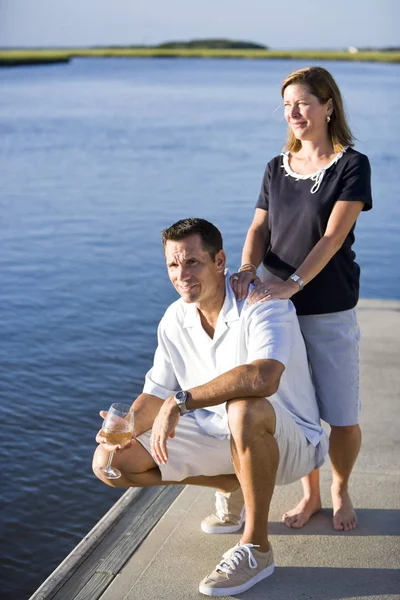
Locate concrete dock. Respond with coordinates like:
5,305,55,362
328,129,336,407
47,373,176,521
31,299,400,600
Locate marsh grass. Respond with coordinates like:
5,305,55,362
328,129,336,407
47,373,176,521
1,48,399,64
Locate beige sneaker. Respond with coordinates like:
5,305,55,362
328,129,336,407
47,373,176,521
199,543,275,596
201,487,245,534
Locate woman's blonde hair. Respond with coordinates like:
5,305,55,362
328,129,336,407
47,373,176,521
281,66,354,153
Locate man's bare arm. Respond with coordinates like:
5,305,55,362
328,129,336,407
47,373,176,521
150,359,285,464
183,359,285,410
133,359,283,429
131,393,164,436
186,359,285,409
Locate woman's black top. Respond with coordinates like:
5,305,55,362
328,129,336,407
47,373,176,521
255,147,373,315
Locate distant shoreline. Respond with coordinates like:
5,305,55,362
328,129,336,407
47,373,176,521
0,55,71,67
1,47,400,66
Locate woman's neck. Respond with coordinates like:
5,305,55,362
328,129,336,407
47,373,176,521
296,138,335,161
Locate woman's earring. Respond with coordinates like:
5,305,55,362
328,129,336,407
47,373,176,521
327,115,331,123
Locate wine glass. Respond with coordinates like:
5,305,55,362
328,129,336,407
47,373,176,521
98,403,134,480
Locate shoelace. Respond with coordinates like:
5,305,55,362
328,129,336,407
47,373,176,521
217,543,260,575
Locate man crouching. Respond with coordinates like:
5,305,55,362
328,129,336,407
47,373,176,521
93,217,327,596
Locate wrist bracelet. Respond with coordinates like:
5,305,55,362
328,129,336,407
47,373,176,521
239,263,257,274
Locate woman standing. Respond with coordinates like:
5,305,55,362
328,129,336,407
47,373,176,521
232,66,372,531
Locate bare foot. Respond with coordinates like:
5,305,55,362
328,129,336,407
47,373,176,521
332,488,357,531
282,496,322,529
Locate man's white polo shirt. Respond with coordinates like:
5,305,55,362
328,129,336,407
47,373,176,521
143,271,325,450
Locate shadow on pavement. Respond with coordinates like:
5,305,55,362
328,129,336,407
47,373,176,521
268,508,400,536
238,566,400,599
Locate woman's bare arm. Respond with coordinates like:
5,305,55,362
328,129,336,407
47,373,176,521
295,200,364,285
249,200,365,302
241,208,271,268
231,209,271,300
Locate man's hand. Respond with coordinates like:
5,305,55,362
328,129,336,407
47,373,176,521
95,410,136,453
150,398,180,465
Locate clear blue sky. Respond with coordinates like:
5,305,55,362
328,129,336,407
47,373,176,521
1,0,399,49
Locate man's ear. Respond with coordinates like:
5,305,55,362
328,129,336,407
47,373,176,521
215,250,226,273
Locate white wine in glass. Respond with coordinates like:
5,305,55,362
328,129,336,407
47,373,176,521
98,403,134,480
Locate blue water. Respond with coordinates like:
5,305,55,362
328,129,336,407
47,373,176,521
1,58,399,599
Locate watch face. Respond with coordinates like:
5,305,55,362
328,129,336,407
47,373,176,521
175,391,187,403
175,391,189,414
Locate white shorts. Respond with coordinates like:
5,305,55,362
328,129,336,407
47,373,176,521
137,402,326,486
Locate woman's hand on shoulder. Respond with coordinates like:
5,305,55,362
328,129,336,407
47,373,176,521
230,271,261,301
248,278,300,305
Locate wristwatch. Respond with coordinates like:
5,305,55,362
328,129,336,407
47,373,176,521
289,274,304,290
174,390,191,415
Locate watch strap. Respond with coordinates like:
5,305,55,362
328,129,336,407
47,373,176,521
289,274,304,290
174,390,190,414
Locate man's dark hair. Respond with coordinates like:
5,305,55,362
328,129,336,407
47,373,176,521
162,218,223,260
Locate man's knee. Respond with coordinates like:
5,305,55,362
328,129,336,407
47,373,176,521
92,444,142,489
227,397,276,440
92,445,122,488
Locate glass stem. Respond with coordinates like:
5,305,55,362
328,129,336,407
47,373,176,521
106,451,114,469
